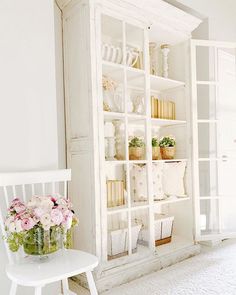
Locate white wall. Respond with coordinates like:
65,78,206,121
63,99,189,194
0,0,65,294
176,0,236,42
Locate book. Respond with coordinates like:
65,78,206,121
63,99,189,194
155,98,158,118
168,101,172,120
172,102,176,119
151,96,155,118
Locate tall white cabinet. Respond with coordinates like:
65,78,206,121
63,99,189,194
59,0,231,292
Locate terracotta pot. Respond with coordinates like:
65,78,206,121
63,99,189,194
152,146,160,160
129,147,144,160
160,146,175,159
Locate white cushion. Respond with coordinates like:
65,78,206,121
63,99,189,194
152,163,165,200
162,162,186,196
130,164,147,202
130,163,165,202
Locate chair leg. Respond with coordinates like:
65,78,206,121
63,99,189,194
61,278,76,295
86,271,98,295
10,282,17,295
34,286,42,295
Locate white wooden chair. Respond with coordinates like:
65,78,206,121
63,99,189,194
0,169,98,295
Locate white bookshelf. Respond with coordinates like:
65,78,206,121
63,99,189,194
99,12,193,265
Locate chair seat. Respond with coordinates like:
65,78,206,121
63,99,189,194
6,249,98,287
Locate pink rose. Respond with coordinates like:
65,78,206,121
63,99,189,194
15,210,28,220
15,203,26,213
11,198,21,205
34,207,45,218
21,218,35,231
51,197,57,203
51,209,63,225
63,210,73,220
58,204,67,213
62,210,73,229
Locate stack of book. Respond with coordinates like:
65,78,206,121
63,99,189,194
151,96,176,120
107,180,125,208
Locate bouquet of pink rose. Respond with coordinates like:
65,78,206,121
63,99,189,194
4,194,78,255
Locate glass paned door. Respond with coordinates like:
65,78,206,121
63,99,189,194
191,39,236,241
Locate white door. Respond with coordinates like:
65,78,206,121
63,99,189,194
191,39,236,241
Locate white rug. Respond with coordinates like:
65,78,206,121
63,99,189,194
102,239,236,295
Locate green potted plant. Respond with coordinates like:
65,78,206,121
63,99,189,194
152,137,160,160
159,136,176,159
129,136,145,160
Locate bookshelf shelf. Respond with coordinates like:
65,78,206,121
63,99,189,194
151,118,186,127
152,159,187,163
154,196,190,205
104,111,125,121
150,75,185,91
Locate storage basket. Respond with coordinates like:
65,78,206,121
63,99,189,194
107,223,142,260
139,214,174,246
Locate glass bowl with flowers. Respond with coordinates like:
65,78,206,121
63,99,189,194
4,194,78,256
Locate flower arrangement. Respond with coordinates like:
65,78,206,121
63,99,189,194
159,136,176,147
4,194,78,255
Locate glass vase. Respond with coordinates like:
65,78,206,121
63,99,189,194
23,226,60,256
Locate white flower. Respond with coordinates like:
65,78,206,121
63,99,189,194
8,221,16,233
40,199,54,213
28,195,41,206
51,209,63,225
15,219,23,233
40,213,52,229
27,200,36,208
5,216,14,228
65,216,72,230
42,224,51,231
56,197,67,206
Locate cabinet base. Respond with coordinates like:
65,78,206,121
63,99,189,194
71,243,200,293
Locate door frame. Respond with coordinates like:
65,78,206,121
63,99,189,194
190,39,236,241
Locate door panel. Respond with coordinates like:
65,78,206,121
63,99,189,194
191,39,236,241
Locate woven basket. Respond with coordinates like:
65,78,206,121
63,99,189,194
152,146,160,160
129,146,145,160
160,146,175,159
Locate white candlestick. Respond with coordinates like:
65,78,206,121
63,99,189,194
161,44,170,78
113,120,124,160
